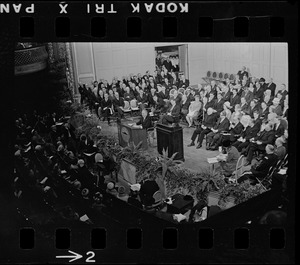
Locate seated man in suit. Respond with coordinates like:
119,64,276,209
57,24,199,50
160,97,181,125
215,115,244,147
112,91,125,119
243,123,275,165
232,116,260,153
187,107,218,149
206,111,230,150
240,97,250,115
136,109,153,130
238,144,278,184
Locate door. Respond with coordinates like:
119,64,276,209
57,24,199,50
178,44,189,79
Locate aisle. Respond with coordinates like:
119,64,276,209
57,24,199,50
98,118,219,173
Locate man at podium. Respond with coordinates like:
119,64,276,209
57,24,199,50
135,109,153,130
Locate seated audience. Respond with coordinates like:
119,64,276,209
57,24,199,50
100,93,113,125
186,95,202,127
232,117,260,152
274,137,286,161
206,111,230,150
238,144,278,184
160,97,181,125
243,123,275,165
187,107,218,149
180,94,191,121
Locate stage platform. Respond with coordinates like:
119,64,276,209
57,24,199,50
99,117,219,173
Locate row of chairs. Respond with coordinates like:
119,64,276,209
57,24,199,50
203,71,236,83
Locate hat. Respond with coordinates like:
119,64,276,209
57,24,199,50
73,180,81,189
95,153,103,163
222,140,231,148
118,186,126,196
259,78,265,82
35,145,42,151
14,150,21,157
78,159,85,166
107,182,115,190
266,144,275,153
57,145,64,152
82,188,89,197
273,98,280,104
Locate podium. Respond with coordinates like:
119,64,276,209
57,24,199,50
156,123,184,161
117,122,148,150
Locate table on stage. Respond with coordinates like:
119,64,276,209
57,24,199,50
117,121,148,150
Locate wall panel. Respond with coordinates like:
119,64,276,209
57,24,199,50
72,42,288,90
72,43,95,85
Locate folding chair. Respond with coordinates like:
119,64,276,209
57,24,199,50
130,99,140,116
212,71,218,80
120,100,131,118
218,72,224,81
229,155,245,184
207,70,212,79
256,161,278,191
169,88,176,97
178,87,185,94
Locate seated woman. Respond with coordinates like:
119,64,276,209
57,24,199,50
180,94,191,121
186,95,202,127
160,97,181,125
217,139,240,178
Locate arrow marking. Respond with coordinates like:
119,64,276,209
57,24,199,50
56,250,83,263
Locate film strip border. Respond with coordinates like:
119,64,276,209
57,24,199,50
0,1,296,41
0,1,297,263
20,227,285,250
19,16,285,39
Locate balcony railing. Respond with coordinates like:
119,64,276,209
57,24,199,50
15,45,48,75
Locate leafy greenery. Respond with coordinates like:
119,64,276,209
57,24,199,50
67,102,267,207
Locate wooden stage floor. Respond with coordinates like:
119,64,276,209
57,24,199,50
99,117,219,173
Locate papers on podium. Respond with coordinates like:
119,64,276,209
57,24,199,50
130,183,141,191
173,213,187,222
207,157,218,164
